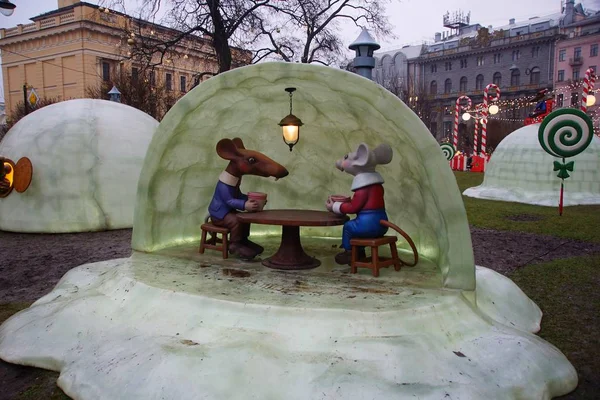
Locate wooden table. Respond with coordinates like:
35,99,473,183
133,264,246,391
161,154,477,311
237,209,348,270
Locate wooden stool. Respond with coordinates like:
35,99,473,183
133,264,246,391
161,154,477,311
199,223,230,259
350,236,400,277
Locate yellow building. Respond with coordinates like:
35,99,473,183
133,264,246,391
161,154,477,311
0,0,250,114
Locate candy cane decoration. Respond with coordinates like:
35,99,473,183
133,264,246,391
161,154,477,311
454,95,472,150
482,84,501,155
473,118,479,155
581,68,596,113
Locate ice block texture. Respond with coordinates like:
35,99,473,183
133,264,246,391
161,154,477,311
0,99,159,232
0,255,577,399
133,62,475,290
464,123,600,206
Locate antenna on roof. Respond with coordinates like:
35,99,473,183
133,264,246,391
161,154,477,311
443,10,471,36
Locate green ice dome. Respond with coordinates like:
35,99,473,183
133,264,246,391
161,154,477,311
464,123,600,205
133,62,475,290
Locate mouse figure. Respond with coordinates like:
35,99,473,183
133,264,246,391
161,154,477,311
326,143,393,265
208,138,289,260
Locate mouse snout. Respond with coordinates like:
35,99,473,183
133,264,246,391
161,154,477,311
335,159,344,172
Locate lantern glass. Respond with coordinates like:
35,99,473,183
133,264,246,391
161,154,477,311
587,95,597,107
0,7,14,16
462,112,471,121
282,125,299,144
488,104,499,115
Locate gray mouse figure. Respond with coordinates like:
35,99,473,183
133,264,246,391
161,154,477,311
326,143,393,265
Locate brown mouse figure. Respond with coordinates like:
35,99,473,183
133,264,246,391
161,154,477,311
326,143,393,265
208,138,289,260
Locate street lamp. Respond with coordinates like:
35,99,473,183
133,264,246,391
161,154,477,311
108,86,121,103
587,94,597,107
488,104,499,115
0,0,16,17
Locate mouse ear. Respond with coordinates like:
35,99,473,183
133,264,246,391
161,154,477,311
216,139,241,160
354,143,370,166
372,144,393,165
232,137,245,149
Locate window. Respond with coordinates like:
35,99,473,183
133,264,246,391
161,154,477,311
150,70,156,86
531,46,540,57
443,121,452,138
444,78,452,94
102,61,110,82
591,44,599,57
557,93,564,107
445,61,452,71
430,81,437,95
431,64,437,73
166,73,172,91
180,75,187,92
131,67,139,82
493,53,502,64
571,92,579,106
459,76,468,92
460,59,468,68
559,49,566,61
529,67,541,85
557,70,565,82
430,122,438,137
477,56,484,66
573,67,580,80
493,72,502,87
512,49,520,61
475,74,484,90
511,69,520,86
574,47,582,59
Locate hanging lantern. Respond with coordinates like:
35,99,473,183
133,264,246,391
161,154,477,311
278,87,303,152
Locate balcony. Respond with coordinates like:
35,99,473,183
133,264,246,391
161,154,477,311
569,57,583,66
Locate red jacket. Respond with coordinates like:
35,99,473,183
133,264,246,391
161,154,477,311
339,184,385,214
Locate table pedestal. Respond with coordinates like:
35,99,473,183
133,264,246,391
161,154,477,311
262,225,321,270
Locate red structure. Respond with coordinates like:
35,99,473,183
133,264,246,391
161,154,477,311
524,99,554,126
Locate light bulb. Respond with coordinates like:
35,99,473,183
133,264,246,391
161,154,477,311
282,125,299,143
489,104,499,115
462,112,471,121
587,95,596,107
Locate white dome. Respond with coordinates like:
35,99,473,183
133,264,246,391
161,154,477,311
0,99,159,232
464,123,600,206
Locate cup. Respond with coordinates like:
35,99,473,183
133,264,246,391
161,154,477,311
330,194,351,203
247,192,267,211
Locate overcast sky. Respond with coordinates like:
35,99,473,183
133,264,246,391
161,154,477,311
1,0,599,102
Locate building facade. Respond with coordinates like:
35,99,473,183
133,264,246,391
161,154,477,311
410,12,560,141
554,0,599,133
372,44,423,102
0,0,250,115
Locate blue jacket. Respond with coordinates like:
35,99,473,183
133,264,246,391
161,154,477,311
208,181,248,220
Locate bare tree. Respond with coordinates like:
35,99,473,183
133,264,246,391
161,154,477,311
104,0,394,72
374,68,406,100
85,68,178,120
253,0,394,65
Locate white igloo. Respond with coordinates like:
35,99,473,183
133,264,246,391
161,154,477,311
464,123,600,205
0,99,159,232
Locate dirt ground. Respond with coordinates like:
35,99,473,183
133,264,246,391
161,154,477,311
1,227,599,399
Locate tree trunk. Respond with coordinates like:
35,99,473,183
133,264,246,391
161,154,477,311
207,0,232,73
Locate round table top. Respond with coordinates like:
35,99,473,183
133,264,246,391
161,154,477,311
236,209,348,227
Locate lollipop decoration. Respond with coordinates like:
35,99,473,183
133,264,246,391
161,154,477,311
538,108,594,215
440,142,456,161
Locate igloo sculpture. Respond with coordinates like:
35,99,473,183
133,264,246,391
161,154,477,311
464,123,600,206
0,64,577,399
0,99,159,232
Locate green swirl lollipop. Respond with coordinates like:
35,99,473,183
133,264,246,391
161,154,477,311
538,108,594,158
440,143,456,161
538,108,594,216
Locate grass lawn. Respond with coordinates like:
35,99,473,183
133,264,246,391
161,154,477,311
456,171,600,243
455,171,600,399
